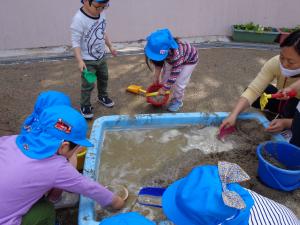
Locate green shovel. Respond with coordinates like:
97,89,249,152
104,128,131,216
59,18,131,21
83,69,97,83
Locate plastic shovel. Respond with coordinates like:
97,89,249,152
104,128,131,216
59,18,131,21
259,90,297,110
83,69,97,83
126,84,147,95
126,84,170,97
137,187,166,208
217,125,236,142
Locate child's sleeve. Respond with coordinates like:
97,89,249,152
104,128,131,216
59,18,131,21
70,16,84,49
163,51,185,90
53,161,114,207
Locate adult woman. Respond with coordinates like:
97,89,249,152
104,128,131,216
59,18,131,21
220,30,300,134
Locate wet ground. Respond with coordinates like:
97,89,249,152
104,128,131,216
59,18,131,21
0,47,299,224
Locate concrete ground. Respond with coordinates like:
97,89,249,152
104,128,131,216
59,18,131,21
1,45,299,223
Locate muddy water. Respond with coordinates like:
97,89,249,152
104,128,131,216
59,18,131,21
95,125,235,221
95,121,300,220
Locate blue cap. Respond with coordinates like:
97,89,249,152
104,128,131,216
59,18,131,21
16,105,93,159
21,90,71,134
162,165,254,225
99,212,155,225
144,28,179,61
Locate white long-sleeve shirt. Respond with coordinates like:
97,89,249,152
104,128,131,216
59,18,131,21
70,8,106,60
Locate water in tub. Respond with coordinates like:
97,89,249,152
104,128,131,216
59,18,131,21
95,125,235,221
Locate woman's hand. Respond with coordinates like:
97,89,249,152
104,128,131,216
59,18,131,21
265,119,292,133
219,97,250,131
278,87,297,100
219,114,237,131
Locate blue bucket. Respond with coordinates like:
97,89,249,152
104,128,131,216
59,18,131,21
256,141,300,191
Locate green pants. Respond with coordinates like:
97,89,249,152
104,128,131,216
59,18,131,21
81,58,109,107
21,198,55,225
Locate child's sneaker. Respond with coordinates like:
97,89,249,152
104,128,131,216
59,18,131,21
98,96,114,108
167,99,183,112
80,106,94,119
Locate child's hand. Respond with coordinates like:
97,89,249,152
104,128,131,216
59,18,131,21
153,77,160,84
78,60,87,72
158,88,166,96
68,146,82,168
110,48,117,57
47,188,63,203
153,66,162,83
110,195,125,210
68,152,78,168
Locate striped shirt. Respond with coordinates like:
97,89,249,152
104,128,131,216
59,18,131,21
248,190,299,225
163,41,198,90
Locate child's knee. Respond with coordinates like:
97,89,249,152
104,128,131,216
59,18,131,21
21,199,55,225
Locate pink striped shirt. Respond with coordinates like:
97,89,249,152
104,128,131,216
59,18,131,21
164,41,198,90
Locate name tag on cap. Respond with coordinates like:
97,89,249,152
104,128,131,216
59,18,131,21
159,50,167,54
55,119,72,134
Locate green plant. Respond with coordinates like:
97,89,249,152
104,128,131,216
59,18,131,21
233,22,273,33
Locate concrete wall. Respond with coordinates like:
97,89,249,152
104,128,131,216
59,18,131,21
0,0,299,50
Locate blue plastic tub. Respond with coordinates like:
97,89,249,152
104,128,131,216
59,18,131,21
79,112,285,225
257,141,300,191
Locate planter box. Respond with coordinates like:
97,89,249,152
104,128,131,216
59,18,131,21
278,28,300,44
232,26,279,44
278,29,290,44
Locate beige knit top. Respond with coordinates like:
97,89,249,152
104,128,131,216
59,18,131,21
241,55,300,104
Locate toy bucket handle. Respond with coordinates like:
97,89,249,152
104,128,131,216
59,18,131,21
265,165,300,191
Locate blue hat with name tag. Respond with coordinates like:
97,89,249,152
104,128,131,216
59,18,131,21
16,105,93,159
21,90,71,134
145,28,179,61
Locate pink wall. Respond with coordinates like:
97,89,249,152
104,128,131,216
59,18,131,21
0,0,299,50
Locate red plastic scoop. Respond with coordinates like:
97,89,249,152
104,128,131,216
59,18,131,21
217,125,236,141
260,90,297,110
270,89,297,99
